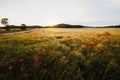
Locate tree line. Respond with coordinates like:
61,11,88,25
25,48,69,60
0,18,26,31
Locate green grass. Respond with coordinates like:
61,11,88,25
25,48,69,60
0,28,120,80
0,28,33,34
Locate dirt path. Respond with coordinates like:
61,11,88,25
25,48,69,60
0,28,39,36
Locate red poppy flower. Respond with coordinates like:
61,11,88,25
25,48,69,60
20,66,24,72
86,47,91,51
96,49,101,53
35,54,39,62
8,65,13,71
97,34,102,37
89,41,96,46
69,38,72,42
104,31,110,36
95,39,99,43
19,58,24,63
50,51,54,55
101,42,106,45
34,62,38,67
43,63,47,67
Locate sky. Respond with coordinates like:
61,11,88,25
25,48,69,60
0,0,120,27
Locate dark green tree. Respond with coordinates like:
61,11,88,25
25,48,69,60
21,24,26,30
1,18,10,31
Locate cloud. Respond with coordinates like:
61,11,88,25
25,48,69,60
104,0,120,8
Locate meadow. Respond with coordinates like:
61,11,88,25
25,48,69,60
0,28,120,80
0,28,33,34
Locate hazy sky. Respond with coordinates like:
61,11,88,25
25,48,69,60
0,0,120,26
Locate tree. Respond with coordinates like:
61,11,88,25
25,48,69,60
21,23,26,30
1,18,9,31
1,18,9,26
21,24,26,26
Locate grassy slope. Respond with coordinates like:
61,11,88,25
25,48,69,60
0,28,120,80
0,28,33,34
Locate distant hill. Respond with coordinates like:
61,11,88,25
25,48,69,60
105,25,120,28
1,24,120,28
46,23,88,28
45,23,120,28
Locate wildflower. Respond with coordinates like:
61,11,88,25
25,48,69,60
104,31,110,36
75,39,78,43
19,58,24,63
19,66,24,72
101,42,106,45
97,33,102,37
86,47,91,52
35,54,39,62
34,62,38,67
96,49,101,53
69,38,72,42
95,39,99,43
8,65,13,71
43,63,47,67
89,41,96,46
50,51,54,55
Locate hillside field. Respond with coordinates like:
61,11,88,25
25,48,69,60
0,28,120,80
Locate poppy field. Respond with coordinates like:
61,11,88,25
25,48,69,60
0,28,120,80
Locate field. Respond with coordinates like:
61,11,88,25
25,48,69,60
0,28,120,80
